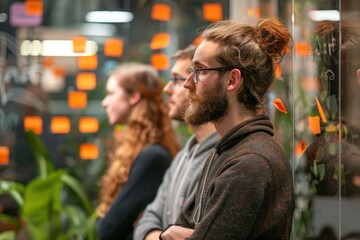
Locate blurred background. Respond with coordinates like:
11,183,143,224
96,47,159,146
0,0,360,239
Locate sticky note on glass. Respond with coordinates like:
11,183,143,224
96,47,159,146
295,42,311,57
25,0,43,16
193,36,202,46
308,116,321,135
42,57,54,67
273,98,288,114
104,38,123,57
203,3,223,22
150,33,170,50
275,64,282,79
0,147,10,165
295,140,307,157
73,36,87,53
315,97,327,123
24,116,43,134
78,55,98,70
53,66,66,77
79,117,99,133
68,91,87,109
76,72,96,90
151,3,171,21
247,8,260,18
150,53,169,70
51,116,70,134
10,2,42,27
80,143,99,160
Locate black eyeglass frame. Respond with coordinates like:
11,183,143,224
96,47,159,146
169,77,187,89
189,66,236,83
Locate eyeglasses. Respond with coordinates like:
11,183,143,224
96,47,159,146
189,66,235,83
169,77,187,89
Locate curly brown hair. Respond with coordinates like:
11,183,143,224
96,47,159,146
96,63,179,217
201,18,292,111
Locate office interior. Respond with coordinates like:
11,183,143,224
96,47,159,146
0,0,360,239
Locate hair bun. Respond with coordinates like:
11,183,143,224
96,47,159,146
256,18,292,63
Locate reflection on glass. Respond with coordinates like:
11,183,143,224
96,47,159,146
296,8,360,239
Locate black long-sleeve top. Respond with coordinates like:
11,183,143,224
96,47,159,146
97,144,172,240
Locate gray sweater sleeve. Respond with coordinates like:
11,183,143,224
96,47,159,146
133,150,184,240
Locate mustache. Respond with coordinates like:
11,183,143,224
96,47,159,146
186,91,205,104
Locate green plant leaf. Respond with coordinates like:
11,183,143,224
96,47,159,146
22,170,65,240
87,212,99,240
0,213,17,226
312,160,318,177
0,180,24,206
0,231,15,240
317,163,325,181
62,205,87,238
61,173,93,215
25,130,54,178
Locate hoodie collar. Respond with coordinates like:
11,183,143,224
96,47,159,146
215,115,274,154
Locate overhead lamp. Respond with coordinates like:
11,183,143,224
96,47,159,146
80,23,116,36
85,11,134,23
20,40,98,56
308,10,340,21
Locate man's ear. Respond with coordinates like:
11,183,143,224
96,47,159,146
226,69,242,91
129,91,142,105
357,69,360,88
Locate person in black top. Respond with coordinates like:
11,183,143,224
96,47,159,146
96,63,179,240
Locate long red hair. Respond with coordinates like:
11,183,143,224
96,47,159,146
97,63,179,217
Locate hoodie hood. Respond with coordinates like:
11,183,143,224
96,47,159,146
216,115,274,154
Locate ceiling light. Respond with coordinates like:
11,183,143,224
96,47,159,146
85,11,134,23
20,40,98,56
308,10,340,21
80,23,116,36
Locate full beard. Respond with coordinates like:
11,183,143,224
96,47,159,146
184,81,229,126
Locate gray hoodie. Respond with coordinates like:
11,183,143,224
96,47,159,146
134,132,219,240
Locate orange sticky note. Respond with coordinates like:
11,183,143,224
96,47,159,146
78,55,97,70
42,57,54,67
25,0,43,16
24,116,43,135
104,38,123,57
273,98,287,114
150,33,170,50
150,53,169,70
0,147,9,165
301,77,319,91
151,3,171,21
79,117,99,133
295,42,312,57
203,3,223,22
80,143,99,160
53,66,66,77
68,91,87,109
247,8,260,19
275,64,282,79
295,140,307,157
76,72,96,90
51,116,70,134
308,116,321,135
315,97,328,123
193,36,202,46
73,36,87,53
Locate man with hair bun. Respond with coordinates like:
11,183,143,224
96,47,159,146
160,18,294,240
134,45,219,240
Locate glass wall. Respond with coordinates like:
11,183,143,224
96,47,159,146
291,0,360,239
1,0,360,239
